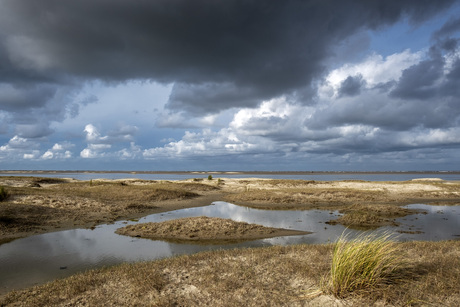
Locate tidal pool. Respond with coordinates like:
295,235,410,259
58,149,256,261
395,204,460,240
0,201,459,294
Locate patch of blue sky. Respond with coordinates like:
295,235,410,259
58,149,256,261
368,3,460,56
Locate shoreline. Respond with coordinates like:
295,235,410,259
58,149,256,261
1,170,460,175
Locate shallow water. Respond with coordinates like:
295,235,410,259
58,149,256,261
395,204,460,240
0,201,459,294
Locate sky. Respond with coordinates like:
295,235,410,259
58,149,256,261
1,0,460,171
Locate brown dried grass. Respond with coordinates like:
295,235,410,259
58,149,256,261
326,204,417,230
116,216,309,243
224,179,460,210
1,241,459,306
0,180,207,239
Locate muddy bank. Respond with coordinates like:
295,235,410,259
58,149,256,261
116,216,309,244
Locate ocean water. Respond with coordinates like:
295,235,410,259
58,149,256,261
1,171,460,181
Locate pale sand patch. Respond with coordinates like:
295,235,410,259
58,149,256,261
116,216,310,243
411,177,444,181
217,178,460,210
192,177,446,193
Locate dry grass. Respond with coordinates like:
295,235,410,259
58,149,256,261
49,181,201,204
224,187,384,209
0,186,8,201
326,204,417,230
0,178,218,240
1,177,460,305
397,240,460,305
116,216,309,243
0,244,332,306
1,176,459,241
1,241,460,306
324,231,404,298
224,179,460,210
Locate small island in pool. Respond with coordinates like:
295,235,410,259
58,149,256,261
115,216,311,244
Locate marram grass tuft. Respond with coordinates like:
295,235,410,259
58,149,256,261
0,186,8,201
325,230,403,298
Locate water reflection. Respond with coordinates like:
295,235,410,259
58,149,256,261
394,204,460,241
0,202,459,294
144,202,348,244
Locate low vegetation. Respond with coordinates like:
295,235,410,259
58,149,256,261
1,240,459,306
224,179,460,210
325,204,418,230
324,231,404,298
1,176,460,305
0,177,220,240
1,177,459,240
115,216,309,244
0,186,8,201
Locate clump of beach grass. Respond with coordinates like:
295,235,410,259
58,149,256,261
324,230,403,298
2,240,460,305
0,186,8,201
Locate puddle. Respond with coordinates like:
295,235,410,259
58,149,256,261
394,204,460,240
0,201,459,294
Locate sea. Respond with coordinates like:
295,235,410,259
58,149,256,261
1,171,460,181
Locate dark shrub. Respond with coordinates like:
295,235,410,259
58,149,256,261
0,186,8,201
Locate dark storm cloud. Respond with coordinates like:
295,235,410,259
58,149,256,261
167,82,263,115
437,58,460,100
0,83,56,112
338,74,365,97
0,0,455,118
14,123,54,139
312,93,458,132
0,82,80,138
390,49,445,100
391,37,460,103
446,59,460,84
311,40,460,133
432,16,460,39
